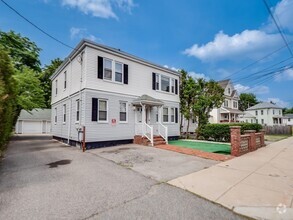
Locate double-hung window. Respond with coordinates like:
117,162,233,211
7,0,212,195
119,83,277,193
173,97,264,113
115,62,123,83
224,100,228,107
261,110,264,115
119,101,127,122
170,108,175,123
64,71,67,89
63,104,66,123
256,110,258,116
155,74,160,90
233,101,237,108
171,79,175,93
76,100,80,122
163,107,169,122
98,100,107,122
104,58,112,80
161,76,170,92
55,80,58,95
54,107,57,124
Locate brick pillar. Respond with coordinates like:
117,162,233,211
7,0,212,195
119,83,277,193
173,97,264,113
244,130,256,152
230,126,241,157
260,129,265,147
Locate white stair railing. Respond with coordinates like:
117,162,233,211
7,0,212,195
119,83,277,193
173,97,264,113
142,122,153,146
158,122,168,144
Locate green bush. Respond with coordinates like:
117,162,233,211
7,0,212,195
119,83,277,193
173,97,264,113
201,123,263,142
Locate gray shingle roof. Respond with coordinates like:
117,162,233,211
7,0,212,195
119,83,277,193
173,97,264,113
132,94,163,106
285,114,293,119
217,79,230,89
247,102,282,110
18,108,51,121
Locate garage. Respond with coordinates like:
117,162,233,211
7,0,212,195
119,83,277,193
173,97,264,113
15,109,51,134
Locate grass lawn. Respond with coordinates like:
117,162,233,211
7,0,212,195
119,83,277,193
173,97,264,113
169,140,231,155
265,134,291,142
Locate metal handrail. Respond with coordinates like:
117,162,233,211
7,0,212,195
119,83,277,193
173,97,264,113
158,122,168,144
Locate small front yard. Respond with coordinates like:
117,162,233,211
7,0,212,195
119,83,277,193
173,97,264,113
169,140,231,155
265,134,291,142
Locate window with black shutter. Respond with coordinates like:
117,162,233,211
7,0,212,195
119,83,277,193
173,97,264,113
97,56,103,79
92,98,98,121
123,64,128,84
175,79,178,94
175,108,178,123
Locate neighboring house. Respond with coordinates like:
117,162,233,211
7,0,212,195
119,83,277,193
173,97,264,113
50,39,180,148
209,79,242,123
283,114,293,125
239,112,256,123
181,117,197,134
245,102,284,126
15,108,51,134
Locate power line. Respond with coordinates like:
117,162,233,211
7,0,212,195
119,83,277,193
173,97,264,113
263,0,293,57
0,0,75,50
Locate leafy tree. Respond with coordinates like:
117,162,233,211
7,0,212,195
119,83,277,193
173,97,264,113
283,107,293,114
0,48,18,154
0,30,41,71
39,58,63,108
191,79,224,138
239,93,258,111
14,67,45,112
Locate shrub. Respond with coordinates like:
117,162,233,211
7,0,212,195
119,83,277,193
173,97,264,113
200,123,262,142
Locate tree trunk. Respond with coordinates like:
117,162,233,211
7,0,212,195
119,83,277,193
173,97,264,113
186,118,190,139
180,113,183,134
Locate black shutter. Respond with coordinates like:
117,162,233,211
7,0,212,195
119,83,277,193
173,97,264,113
175,79,178,94
175,108,178,123
97,56,103,79
92,98,98,121
152,72,156,90
123,64,128,84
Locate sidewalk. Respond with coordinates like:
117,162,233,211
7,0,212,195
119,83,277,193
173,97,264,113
168,137,293,220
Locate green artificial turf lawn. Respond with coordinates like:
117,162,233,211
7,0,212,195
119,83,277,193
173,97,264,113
169,140,231,155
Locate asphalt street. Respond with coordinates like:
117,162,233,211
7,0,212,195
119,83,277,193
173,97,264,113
0,135,247,220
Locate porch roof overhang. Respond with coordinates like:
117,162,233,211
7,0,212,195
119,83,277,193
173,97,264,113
132,94,164,106
220,107,243,114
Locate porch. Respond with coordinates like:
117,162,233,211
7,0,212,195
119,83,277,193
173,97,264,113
220,107,242,123
273,117,283,125
132,95,168,146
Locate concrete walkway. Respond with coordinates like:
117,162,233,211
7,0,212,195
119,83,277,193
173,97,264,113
169,137,293,220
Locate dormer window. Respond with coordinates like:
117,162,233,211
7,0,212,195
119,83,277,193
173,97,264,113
228,88,231,94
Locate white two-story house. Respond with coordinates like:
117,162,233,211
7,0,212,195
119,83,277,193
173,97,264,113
50,40,180,148
245,102,284,126
209,79,242,123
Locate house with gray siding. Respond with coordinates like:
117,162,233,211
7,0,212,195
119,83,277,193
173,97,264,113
50,40,180,148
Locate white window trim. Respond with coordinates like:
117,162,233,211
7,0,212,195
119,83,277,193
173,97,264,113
63,104,66,124
155,73,177,95
162,107,169,123
119,101,128,123
75,99,80,123
114,61,124,83
170,107,175,123
98,99,108,123
64,71,67,90
55,80,58,96
103,58,124,84
54,107,57,124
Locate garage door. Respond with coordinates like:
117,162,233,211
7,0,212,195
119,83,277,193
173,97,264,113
22,121,42,134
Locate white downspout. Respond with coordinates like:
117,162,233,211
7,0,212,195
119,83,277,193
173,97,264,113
67,57,72,144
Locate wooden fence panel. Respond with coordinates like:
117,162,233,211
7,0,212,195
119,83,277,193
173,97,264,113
263,125,292,135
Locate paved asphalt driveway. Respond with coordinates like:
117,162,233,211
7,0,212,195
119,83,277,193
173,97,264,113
0,135,247,220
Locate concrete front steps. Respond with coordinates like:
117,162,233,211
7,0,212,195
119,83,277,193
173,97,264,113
133,135,166,146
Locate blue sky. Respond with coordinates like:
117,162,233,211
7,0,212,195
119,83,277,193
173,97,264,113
1,0,292,107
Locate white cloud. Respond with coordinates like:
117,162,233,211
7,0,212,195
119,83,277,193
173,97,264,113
70,27,100,42
235,83,269,95
184,30,282,62
188,71,209,80
266,97,289,107
163,65,180,72
269,0,293,32
274,68,293,81
61,0,135,19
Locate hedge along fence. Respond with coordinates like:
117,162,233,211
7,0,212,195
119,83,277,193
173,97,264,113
200,123,263,142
